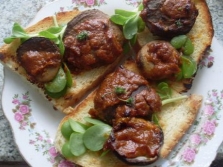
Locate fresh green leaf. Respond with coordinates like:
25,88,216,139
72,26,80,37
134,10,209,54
69,133,86,156
12,23,29,38
110,14,128,25
181,56,197,78
170,35,187,49
61,120,74,140
114,87,126,94
83,124,112,151
100,149,110,157
46,26,63,34
156,82,172,100
84,117,110,126
152,114,160,126
114,9,136,17
137,3,144,11
62,142,74,158
123,15,139,39
44,67,67,93
45,86,67,98
3,37,17,44
183,38,194,55
69,118,86,134
162,95,188,106
137,16,145,32
64,63,73,88
39,31,58,39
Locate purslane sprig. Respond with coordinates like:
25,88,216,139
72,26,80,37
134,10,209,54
110,3,145,40
4,15,67,55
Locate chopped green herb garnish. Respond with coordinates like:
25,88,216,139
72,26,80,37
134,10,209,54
114,87,126,94
76,31,88,41
175,19,182,27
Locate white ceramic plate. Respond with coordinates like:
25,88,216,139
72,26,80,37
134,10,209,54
2,0,223,167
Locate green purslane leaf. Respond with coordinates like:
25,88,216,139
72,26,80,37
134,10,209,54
44,67,67,93
84,117,110,126
64,63,73,88
170,35,187,49
110,14,128,25
151,114,160,126
114,9,137,17
83,124,112,151
69,118,86,134
110,3,145,40
61,120,73,140
123,15,139,39
162,95,188,106
181,56,197,78
69,133,86,156
183,38,194,55
62,142,74,158
156,82,172,100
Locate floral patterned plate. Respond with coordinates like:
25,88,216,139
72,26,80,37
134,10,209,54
2,0,223,167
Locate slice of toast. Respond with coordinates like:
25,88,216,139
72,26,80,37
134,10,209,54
137,0,214,93
54,86,202,167
0,9,125,114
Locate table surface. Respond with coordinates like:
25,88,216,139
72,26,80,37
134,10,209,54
0,0,223,166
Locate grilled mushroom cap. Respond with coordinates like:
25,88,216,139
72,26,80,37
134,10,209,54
63,9,124,73
104,117,163,165
17,37,61,83
140,0,198,38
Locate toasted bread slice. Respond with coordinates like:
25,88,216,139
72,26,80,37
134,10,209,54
137,0,214,93
0,9,125,114
54,87,202,167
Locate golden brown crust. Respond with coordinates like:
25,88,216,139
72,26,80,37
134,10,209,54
158,94,202,158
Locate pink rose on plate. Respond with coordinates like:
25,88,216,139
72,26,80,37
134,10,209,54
182,147,196,163
204,104,214,116
19,104,30,115
48,147,59,157
202,120,216,136
86,0,94,6
12,99,20,104
14,112,24,122
58,160,75,167
190,134,202,145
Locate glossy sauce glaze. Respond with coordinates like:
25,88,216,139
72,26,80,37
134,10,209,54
90,67,163,165
140,0,198,37
17,37,61,83
137,40,181,80
63,10,123,73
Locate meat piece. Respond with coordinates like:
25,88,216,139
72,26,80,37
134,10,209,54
140,0,198,37
104,117,163,165
17,37,61,83
89,67,161,124
63,9,124,73
137,40,181,80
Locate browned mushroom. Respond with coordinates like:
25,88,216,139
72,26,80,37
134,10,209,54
17,37,61,83
140,0,198,37
137,40,181,80
63,9,124,73
104,117,163,165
